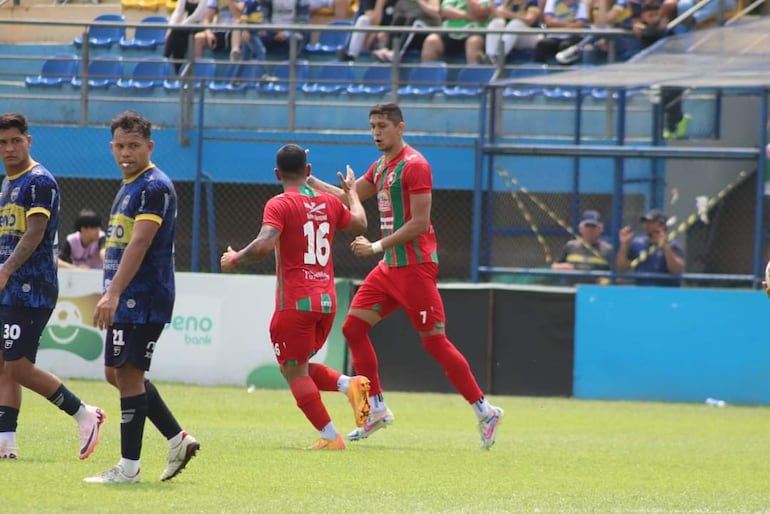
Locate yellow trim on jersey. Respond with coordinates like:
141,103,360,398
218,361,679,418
26,206,51,218
123,162,155,185
136,213,162,225
6,160,39,181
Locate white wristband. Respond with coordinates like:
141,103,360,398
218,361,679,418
371,240,383,254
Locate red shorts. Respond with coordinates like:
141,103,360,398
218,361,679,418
269,309,335,366
351,261,446,331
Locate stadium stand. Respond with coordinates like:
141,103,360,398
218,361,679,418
397,61,448,98
70,57,123,89
115,56,170,91
301,61,355,95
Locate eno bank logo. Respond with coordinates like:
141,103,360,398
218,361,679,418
164,314,214,346
39,295,104,361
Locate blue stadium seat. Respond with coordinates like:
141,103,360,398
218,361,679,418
259,60,310,94
501,66,550,99
443,65,495,98
24,55,79,87
71,58,123,89
304,20,353,54
208,61,265,93
73,14,127,50
542,86,580,100
119,15,169,51
346,64,392,96
116,57,170,91
301,62,354,95
163,59,217,91
397,61,448,98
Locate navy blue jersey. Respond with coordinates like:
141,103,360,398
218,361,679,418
0,162,59,309
103,164,176,324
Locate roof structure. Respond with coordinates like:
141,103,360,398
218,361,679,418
495,16,770,90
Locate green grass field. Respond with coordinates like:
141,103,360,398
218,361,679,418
3,379,769,513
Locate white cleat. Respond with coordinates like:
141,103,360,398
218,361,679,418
160,432,200,481
84,464,140,484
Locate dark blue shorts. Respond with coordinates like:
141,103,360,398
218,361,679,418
105,323,165,371
0,305,54,363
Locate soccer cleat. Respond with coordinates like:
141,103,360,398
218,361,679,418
346,376,371,428
308,433,346,450
83,464,140,484
347,408,394,441
160,432,200,481
0,440,17,459
78,405,106,460
478,406,504,450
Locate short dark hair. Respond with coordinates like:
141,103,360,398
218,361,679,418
110,111,152,139
369,103,404,125
74,208,102,230
642,0,662,11
0,113,29,134
276,144,307,176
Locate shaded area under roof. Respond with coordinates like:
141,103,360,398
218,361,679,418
495,17,770,90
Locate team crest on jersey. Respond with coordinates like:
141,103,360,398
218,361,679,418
10,187,20,202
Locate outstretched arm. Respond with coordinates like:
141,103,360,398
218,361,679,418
220,225,280,272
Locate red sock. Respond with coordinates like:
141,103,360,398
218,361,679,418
342,315,382,395
308,363,342,392
421,334,484,403
289,376,331,431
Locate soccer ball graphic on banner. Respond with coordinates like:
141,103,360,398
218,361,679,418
40,298,104,361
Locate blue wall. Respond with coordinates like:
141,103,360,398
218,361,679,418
574,285,770,405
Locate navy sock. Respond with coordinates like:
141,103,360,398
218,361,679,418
47,384,82,416
120,393,148,461
144,379,182,439
0,406,19,432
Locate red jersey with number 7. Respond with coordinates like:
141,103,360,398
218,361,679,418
363,144,439,267
262,185,352,312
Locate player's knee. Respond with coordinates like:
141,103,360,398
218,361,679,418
342,315,370,344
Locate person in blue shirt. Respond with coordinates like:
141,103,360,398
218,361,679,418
616,208,685,286
0,112,106,461
84,111,199,484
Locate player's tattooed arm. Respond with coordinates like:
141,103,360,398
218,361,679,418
0,213,47,287
221,225,280,271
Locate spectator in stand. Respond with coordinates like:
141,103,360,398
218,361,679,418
551,210,612,285
554,0,640,64
337,0,399,61
370,0,441,62
633,0,690,139
421,0,492,64
484,0,543,65
257,0,312,57
616,208,685,286
164,0,209,73
194,0,244,62
532,0,588,63
238,0,271,61
58,209,106,270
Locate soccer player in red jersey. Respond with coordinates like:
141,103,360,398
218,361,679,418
308,103,504,449
220,144,371,449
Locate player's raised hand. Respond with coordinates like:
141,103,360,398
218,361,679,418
337,164,356,193
220,245,238,272
619,225,634,244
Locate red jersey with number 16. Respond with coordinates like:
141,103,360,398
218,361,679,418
363,144,439,267
262,185,352,312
